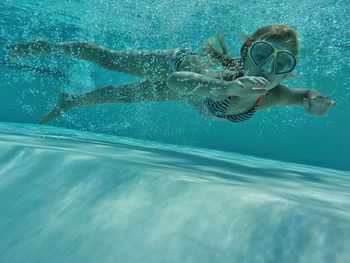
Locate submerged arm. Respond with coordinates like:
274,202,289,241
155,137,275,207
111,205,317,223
260,85,336,115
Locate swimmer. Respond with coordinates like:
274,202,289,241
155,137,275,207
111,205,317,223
4,24,336,124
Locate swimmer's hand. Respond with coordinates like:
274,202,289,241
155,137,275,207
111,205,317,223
303,94,336,116
39,92,73,124
227,76,269,97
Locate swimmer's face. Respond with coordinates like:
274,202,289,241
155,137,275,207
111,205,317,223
243,40,297,89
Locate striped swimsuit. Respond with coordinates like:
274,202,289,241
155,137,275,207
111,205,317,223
172,48,198,71
204,95,263,123
172,49,263,123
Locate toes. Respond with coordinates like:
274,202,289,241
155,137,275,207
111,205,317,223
322,97,329,103
4,42,27,61
303,98,311,110
4,44,20,60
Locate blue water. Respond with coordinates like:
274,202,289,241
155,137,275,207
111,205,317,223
0,0,349,262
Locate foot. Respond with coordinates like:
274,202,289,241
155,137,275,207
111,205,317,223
5,39,51,61
39,92,74,124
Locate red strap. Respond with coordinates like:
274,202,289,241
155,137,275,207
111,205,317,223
228,95,263,105
245,38,255,47
255,95,263,105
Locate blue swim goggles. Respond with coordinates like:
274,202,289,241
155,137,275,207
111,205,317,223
249,41,297,74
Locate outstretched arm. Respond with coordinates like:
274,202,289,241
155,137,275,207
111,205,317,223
259,85,336,116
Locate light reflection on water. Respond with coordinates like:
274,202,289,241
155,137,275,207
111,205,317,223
0,122,349,263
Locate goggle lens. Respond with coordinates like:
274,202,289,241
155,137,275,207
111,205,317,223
276,51,296,74
250,42,274,64
249,42,296,74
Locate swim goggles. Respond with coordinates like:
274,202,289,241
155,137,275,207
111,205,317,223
249,41,297,74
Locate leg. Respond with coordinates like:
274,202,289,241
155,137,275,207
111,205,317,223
5,39,177,79
39,80,185,124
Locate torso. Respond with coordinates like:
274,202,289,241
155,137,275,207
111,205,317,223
173,49,275,119
207,94,262,115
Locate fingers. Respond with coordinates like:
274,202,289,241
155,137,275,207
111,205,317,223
251,87,268,94
235,80,245,88
238,76,270,88
235,80,267,92
251,77,269,87
244,77,269,94
255,77,269,86
310,95,336,107
233,77,270,96
327,100,336,106
303,98,311,111
311,95,328,101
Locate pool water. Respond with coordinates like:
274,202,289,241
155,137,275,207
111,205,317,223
0,0,349,262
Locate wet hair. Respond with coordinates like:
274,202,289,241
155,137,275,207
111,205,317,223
203,24,299,70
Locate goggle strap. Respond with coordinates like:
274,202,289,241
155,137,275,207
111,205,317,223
240,38,255,58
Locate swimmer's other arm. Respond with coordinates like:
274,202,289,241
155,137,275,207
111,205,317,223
167,71,267,97
259,85,336,116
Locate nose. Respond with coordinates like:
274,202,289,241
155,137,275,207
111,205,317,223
260,56,274,74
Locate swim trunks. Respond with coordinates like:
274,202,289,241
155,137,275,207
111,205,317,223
171,48,197,72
